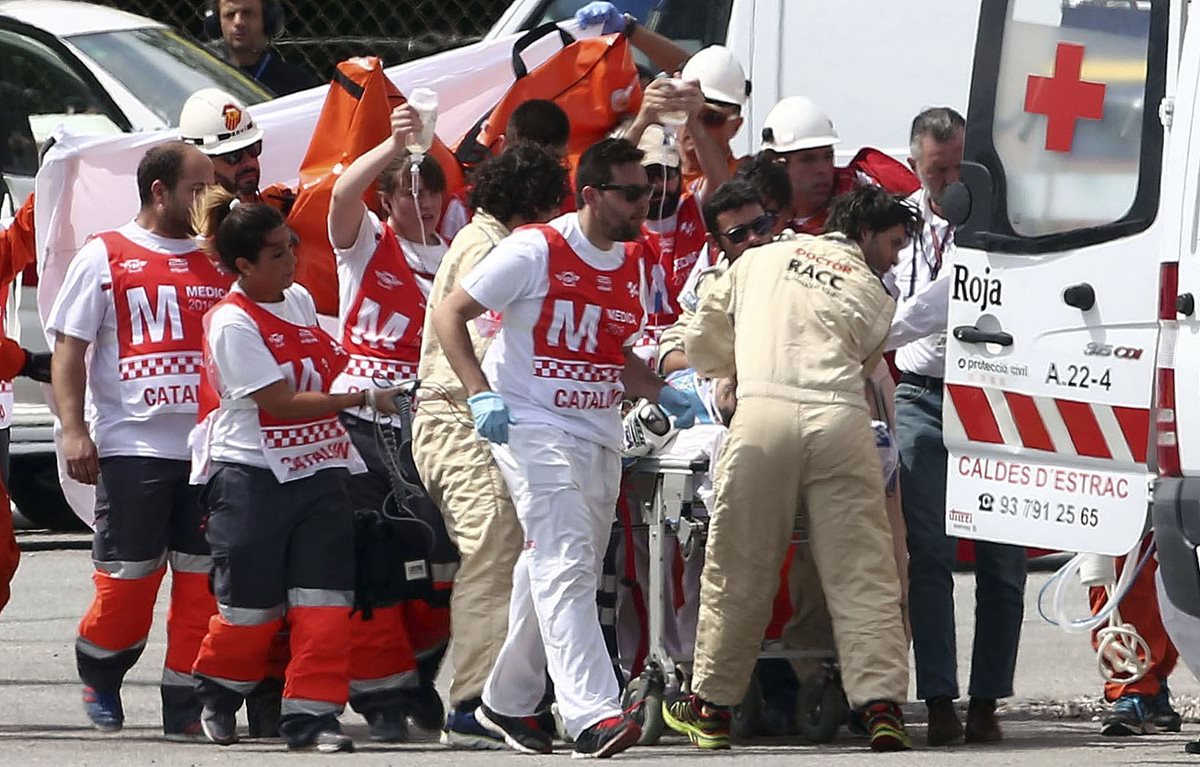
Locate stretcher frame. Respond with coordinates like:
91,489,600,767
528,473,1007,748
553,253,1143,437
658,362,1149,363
618,453,844,744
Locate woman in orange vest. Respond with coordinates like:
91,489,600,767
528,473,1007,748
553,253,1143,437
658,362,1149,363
188,189,406,753
327,103,456,740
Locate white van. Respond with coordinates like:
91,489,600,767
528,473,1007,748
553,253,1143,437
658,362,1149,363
486,0,983,161
929,1,1195,581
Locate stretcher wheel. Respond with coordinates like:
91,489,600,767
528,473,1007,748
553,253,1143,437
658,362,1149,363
796,673,842,744
731,673,764,740
622,670,666,745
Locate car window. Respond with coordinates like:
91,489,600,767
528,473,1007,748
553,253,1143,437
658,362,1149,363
0,27,123,177
68,27,269,128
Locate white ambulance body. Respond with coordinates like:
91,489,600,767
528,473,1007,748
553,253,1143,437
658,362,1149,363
939,0,1200,585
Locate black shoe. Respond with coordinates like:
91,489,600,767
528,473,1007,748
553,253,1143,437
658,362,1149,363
245,678,283,738
200,707,238,746
925,696,964,746
572,714,641,759
965,697,1003,743
288,729,354,753
475,704,553,755
366,708,410,743
407,682,445,732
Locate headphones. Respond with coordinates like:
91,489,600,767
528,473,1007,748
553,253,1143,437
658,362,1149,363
202,0,284,41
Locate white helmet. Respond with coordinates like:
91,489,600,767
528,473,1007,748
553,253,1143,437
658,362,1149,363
681,45,750,107
178,88,264,156
760,96,839,154
621,400,679,459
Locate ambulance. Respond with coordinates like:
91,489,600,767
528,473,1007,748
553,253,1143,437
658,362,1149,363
936,0,1200,608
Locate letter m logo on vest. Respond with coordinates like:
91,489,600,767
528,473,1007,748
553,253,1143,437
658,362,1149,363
127,286,182,345
282,357,323,393
546,300,601,353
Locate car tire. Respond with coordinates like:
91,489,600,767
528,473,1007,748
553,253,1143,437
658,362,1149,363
8,454,87,532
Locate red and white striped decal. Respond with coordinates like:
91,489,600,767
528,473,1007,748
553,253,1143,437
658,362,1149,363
944,384,1150,464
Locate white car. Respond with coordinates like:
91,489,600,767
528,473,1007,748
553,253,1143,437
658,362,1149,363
0,0,269,529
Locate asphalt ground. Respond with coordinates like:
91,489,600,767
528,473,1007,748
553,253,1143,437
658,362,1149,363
4,534,1200,766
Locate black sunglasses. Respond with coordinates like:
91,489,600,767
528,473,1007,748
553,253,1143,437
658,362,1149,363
216,140,264,165
720,213,775,244
595,183,654,202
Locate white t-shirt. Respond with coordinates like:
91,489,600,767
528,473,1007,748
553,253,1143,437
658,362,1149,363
462,213,642,448
332,209,447,339
204,283,316,469
45,221,200,460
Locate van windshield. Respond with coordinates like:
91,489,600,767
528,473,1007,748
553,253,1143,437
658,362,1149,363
958,0,1165,252
528,0,732,57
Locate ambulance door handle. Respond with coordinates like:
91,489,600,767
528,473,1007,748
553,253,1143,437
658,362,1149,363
953,326,1013,347
1179,293,1196,317
1062,282,1095,311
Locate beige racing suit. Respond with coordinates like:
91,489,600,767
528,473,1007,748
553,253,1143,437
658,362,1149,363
684,233,908,708
411,211,523,707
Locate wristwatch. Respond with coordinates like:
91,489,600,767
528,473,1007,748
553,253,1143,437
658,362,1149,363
622,13,639,38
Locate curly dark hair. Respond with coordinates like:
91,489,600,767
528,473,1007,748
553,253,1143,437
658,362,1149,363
824,186,920,242
468,143,569,225
734,151,792,216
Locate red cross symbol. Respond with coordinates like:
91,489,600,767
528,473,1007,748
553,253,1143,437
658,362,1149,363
1024,42,1106,153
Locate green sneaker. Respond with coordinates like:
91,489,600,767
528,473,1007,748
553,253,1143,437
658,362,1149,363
662,693,731,750
864,700,913,752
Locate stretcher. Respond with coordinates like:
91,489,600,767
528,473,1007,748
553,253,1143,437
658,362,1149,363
614,447,845,745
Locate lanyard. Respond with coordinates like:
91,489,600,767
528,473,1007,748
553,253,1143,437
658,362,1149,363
927,221,951,275
906,220,951,299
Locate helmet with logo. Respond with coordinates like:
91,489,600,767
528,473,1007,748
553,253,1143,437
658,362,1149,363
760,96,839,154
178,88,264,156
681,45,750,107
621,399,680,459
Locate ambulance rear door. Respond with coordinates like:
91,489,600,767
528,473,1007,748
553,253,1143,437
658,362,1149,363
943,0,1168,556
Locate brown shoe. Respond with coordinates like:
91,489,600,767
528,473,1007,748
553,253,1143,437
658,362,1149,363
926,696,964,746
964,697,1003,743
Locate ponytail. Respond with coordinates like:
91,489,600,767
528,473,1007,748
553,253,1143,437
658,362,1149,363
191,186,286,274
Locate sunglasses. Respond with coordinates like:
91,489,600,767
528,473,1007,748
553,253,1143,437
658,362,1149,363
216,140,264,165
720,213,775,244
596,183,654,202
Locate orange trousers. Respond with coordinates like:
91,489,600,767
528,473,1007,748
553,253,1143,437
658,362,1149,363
1090,544,1179,700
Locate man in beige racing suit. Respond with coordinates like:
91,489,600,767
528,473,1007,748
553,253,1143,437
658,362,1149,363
663,186,919,752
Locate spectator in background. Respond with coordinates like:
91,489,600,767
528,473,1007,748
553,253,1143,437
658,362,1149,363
203,0,319,96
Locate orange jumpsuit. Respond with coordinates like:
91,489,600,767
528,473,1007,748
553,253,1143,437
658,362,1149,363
1090,537,1178,700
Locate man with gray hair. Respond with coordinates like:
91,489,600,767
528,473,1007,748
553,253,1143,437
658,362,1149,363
883,106,1028,747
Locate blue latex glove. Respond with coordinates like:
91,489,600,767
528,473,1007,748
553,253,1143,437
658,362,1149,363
658,385,697,429
468,391,515,444
575,1,626,34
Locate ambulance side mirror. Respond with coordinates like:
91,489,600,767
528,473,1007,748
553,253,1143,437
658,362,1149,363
940,162,994,232
940,182,971,226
